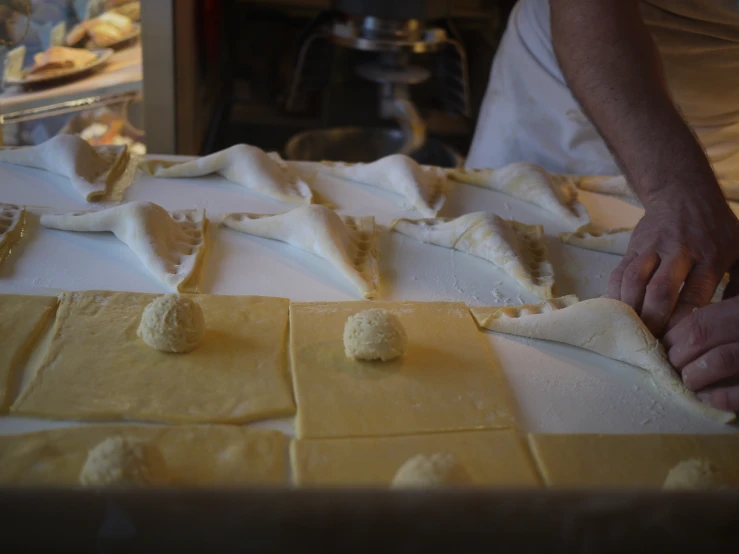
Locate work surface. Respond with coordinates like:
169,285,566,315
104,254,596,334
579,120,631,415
0,158,737,436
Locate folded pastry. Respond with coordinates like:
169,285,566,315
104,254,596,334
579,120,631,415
0,203,25,266
392,212,555,298
222,205,378,299
576,175,643,207
319,154,447,217
471,297,735,424
559,226,633,256
470,295,579,327
41,201,208,292
0,135,129,201
28,46,98,75
578,173,739,204
448,162,590,230
143,144,314,205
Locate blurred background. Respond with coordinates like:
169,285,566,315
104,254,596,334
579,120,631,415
0,0,515,166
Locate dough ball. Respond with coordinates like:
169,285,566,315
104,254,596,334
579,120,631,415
343,309,407,361
391,453,470,488
663,459,724,490
137,294,205,353
79,436,168,486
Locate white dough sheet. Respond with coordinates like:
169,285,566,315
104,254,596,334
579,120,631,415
0,157,737,437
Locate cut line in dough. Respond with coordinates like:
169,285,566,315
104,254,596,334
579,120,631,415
0,294,58,412
559,226,633,256
470,295,579,328
12,291,296,424
472,297,735,424
392,212,555,298
448,162,590,230
142,144,315,205
0,203,25,266
577,173,739,204
0,135,129,201
0,424,287,486
319,154,447,217
223,205,379,299
41,201,208,292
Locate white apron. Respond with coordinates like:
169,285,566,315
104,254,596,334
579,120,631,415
466,0,739,182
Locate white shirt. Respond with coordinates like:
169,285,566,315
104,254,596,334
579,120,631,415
466,0,739,181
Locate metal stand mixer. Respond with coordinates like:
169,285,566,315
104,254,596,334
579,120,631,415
285,0,469,167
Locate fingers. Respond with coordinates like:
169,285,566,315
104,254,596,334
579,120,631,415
664,296,739,368
696,377,739,413
607,250,638,300
680,343,739,391
665,266,721,331
608,251,659,313
639,256,691,336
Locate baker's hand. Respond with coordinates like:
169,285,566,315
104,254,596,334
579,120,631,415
663,296,739,412
607,191,739,337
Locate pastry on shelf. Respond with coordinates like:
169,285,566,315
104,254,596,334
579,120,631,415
108,1,141,22
66,11,136,48
27,46,98,76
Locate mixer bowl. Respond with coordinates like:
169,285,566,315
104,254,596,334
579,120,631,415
285,127,463,167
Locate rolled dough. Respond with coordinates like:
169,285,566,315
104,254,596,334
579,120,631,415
12,291,295,424
0,294,57,411
471,298,735,424
528,433,739,488
289,301,517,439
291,429,541,487
0,424,286,486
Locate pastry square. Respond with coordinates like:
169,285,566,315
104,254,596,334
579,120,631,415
528,434,739,488
289,301,517,439
0,294,57,411
0,424,286,486
12,291,295,424
291,429,541,487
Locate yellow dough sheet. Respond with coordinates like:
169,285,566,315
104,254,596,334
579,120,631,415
291,429,542,487
528,433,739,488
289,301,518,439
0,424,286,486
12,291,296,424
0,294,57,412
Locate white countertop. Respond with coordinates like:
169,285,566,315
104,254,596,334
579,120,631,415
0,157,737,436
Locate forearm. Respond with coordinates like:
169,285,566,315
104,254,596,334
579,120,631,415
549,0,724,208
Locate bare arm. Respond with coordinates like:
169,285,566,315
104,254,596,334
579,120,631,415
550,0,739,335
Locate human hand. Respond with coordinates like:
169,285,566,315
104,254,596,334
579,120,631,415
663,295,739,413
608,191,739,337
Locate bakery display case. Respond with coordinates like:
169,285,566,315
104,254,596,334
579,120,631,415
0,0,143,149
